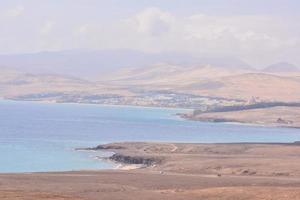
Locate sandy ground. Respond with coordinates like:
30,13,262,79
1,142,300,199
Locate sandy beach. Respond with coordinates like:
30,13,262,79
2,142,300,200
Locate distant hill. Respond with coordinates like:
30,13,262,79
0,49,251,79
0,67,128,99
0,67,92,97
1,51,300,104
105,64,300,102
105,64,252,86
179,73,300,102
263,62,300,73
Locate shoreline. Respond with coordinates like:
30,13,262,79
2,142,300,199
83,141,300,175
178,110,300,129
0,98,192,112
3,98,300,129
184,116,300,129
4,141,300,175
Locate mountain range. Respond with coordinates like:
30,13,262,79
0,50,300,104
0,49,251,79
263,62,300,73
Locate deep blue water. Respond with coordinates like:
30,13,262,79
0,100,300,173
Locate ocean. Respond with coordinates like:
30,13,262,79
1,100,299,173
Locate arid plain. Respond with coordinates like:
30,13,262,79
2,142,300,200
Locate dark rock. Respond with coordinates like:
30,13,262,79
94,145,126,150
77,144,126,151
276,118,293,124
110,154,161,166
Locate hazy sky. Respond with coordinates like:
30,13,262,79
0,0,300,66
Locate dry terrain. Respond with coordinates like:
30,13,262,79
2,65,300,103
106,65,300,102
184,106,300,128
2,142,300,200
0,67,132,99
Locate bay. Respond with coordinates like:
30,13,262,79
0,100,299,173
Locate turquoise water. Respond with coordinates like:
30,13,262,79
1,100,300,173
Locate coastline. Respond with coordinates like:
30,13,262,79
2,141,300,200
179,108,300,129
84,141,300,176
5,98,300,130
0,98,192,112
182,115,300,129
3,100,300,175
3,98,300,129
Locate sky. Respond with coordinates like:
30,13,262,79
0,0,300,67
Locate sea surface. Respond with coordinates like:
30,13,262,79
1,100,300,173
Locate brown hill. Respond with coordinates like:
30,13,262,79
0,67,131,99
180,73,300,102
105,65,300,102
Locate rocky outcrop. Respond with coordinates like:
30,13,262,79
109,154,161,166
94,144,126,150
76,144,126,151
77,143,163,167
276,118,293,124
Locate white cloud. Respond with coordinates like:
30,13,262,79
78,24,90,34
40,21,56,35
174,14,299,60
113,10,300,65
0,4,299,66
127,7,175,36
5,5,25,18
184,14,274,43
